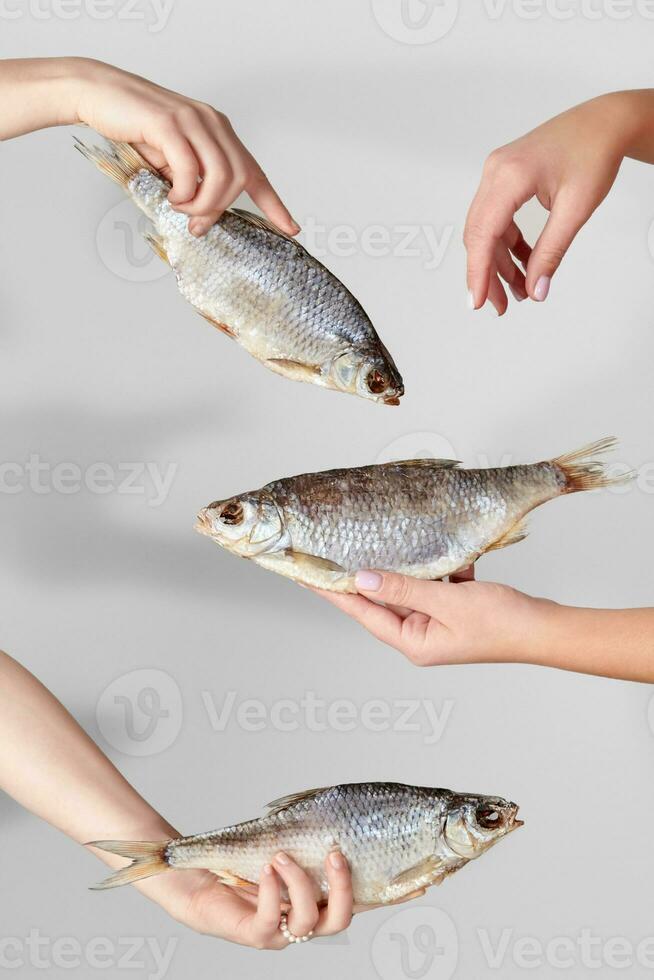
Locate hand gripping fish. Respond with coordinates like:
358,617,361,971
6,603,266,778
76,138,403,405
90,782,522,907
197,437,629,591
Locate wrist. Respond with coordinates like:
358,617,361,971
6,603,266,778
594,90,654,162
483,586,560,664
48,57,103,127
491,589,563,667
85,811,185,915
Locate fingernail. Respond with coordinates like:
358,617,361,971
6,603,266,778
467,288,476,311
509,285,526,302
189,218,204,237
274,851,290,865
291,218,301,233
485,302,500,318
263,863,274,876
355,570,383,592
533,275,551,302
329,851,344,870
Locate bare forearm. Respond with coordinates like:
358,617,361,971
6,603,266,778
0,650,183,909
525,601,654,682
0,57,88,140
618,89,654,163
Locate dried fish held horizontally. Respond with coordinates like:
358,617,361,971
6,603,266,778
90,782,522,906
197,437,627,591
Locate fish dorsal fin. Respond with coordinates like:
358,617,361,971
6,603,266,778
231,208,303,249
266,786,329,814
379,458,461,470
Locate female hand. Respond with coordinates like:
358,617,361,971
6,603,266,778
160,850,354,949
315,568,654,682
464,89,654,314
314,567,538,667
0,57,299,238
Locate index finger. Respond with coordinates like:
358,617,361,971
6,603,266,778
464,172,532,309
315,851,353,936
310,588,405,649
244,160,299,236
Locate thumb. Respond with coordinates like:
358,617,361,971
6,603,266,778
525,191,590,301
354,569,441,614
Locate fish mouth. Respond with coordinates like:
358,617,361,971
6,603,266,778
507,805,524,831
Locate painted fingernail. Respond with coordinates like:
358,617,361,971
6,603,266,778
263,863,274,876
329,851,345,870
355,570,383,592
274,851,290,865
467,288,476,311
533,275,551,302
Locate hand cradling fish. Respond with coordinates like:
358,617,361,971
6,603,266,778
76,137,403,404
90,782,522,906
196,437,628,591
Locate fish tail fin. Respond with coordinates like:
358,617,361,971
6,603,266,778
553,437,632,492
88,839,172,890
73,136,158,190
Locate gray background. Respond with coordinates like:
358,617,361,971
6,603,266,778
1,1,654,977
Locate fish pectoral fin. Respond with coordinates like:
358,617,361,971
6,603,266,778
143,232,170,266
286,550,346,573
265,358,323,383
254,550,355,592
379,458,461,470
198,311,236,338
390,855,449,889
266,786,329,814
485,516,529,554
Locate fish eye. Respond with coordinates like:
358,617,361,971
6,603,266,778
219,501,244,526
476,806,501,829
367,369,388,394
